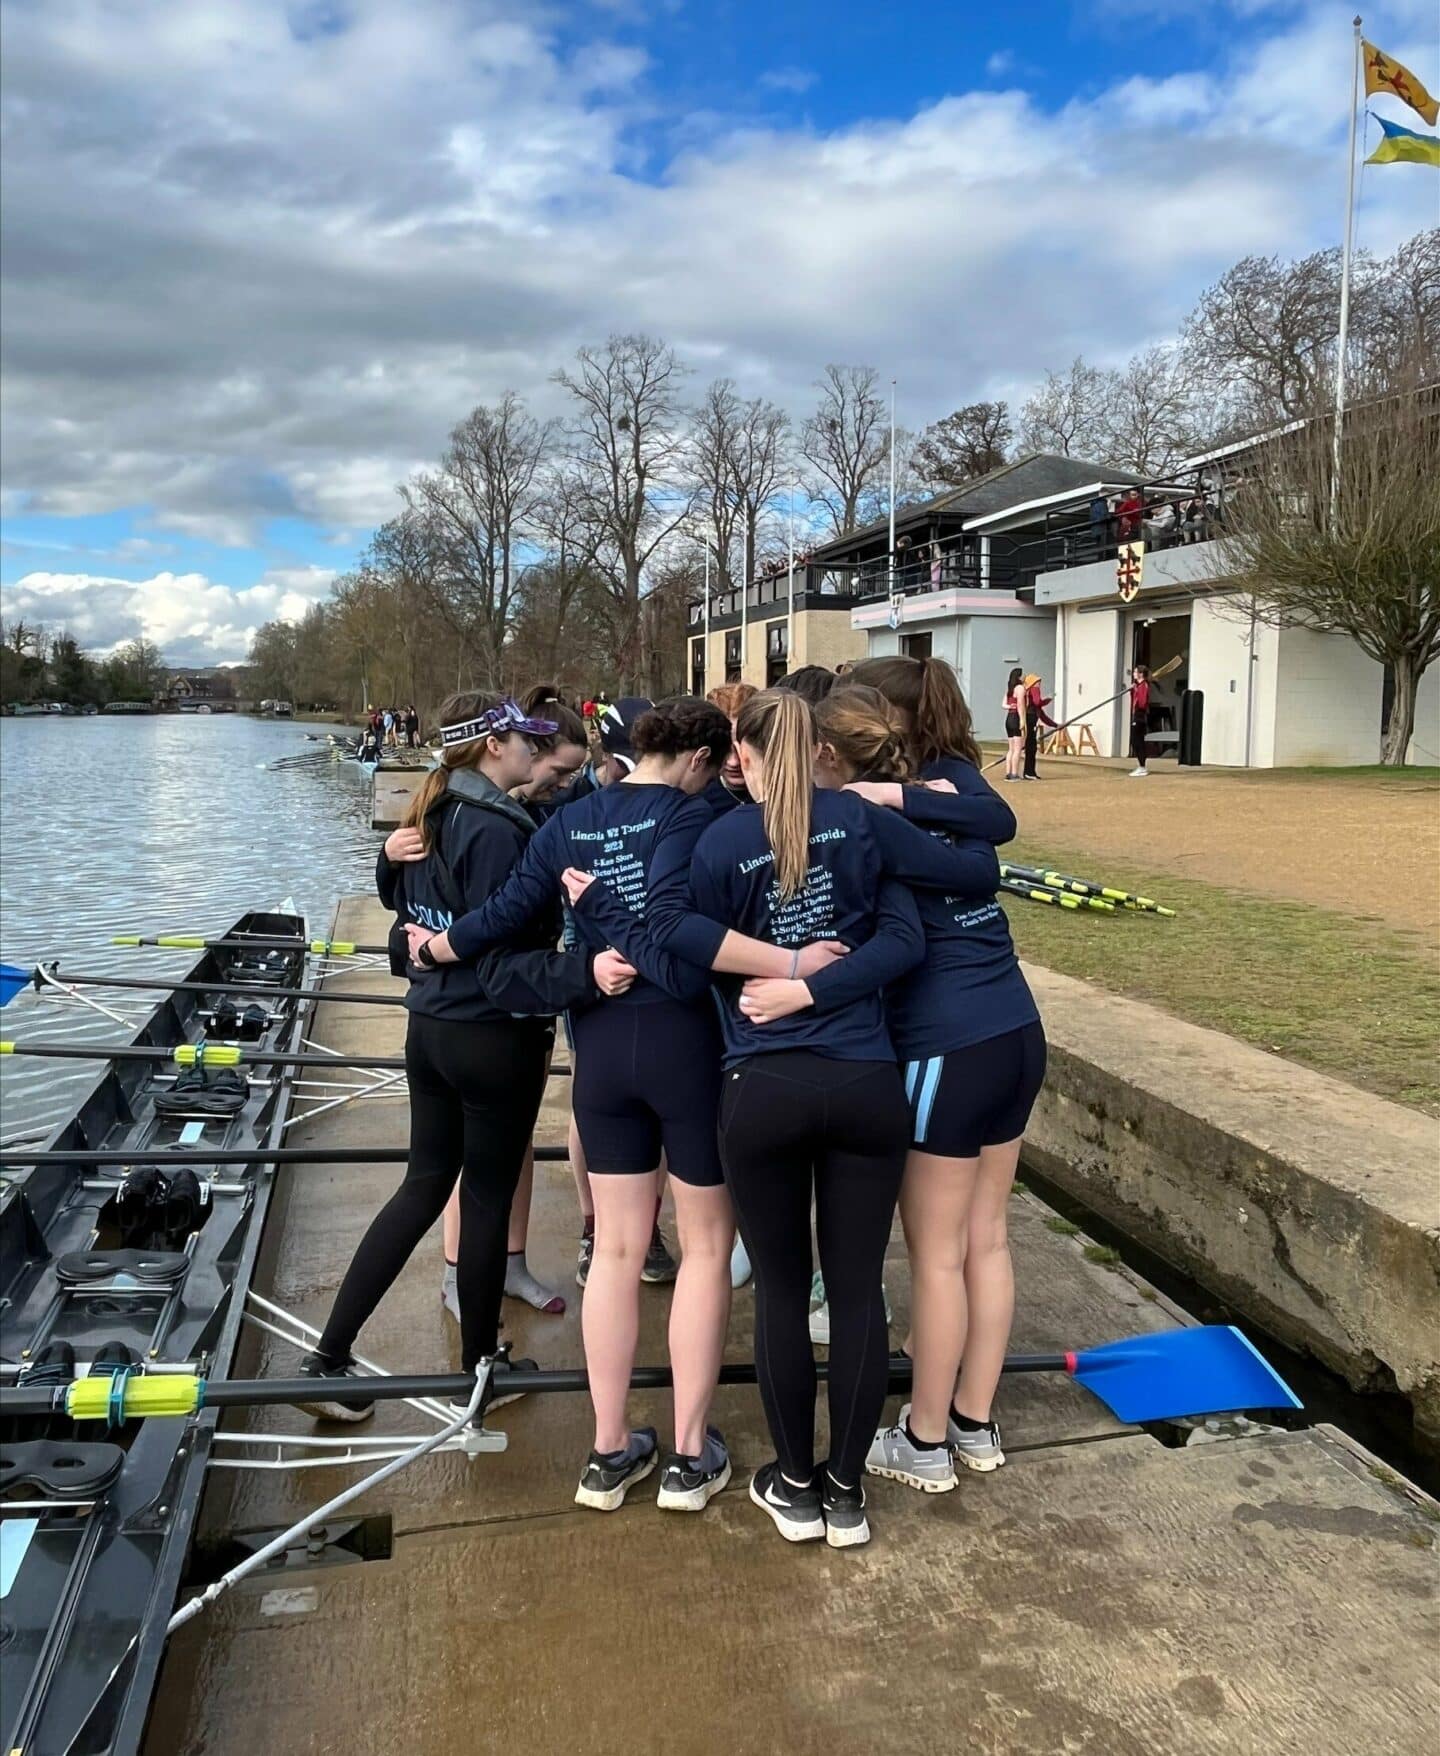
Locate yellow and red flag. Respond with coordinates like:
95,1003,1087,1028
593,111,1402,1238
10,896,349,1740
1363,39,1438,126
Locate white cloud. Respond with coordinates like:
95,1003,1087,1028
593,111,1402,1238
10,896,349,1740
759,67,819,95
985,51,1016,78
0,0,1434,560
2,565,337,664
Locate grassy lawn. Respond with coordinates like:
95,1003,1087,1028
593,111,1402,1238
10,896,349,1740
1003,841,1440,1114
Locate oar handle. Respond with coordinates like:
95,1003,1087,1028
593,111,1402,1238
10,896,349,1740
4,1353,1079,1420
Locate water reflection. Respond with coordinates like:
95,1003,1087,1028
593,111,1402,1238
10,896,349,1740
0,715,379,1137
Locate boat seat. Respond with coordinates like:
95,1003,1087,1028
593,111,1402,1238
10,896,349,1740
54,1249,190,1290
0,1440,125,1497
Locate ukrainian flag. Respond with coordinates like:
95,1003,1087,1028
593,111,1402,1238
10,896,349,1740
1366,115,1440,168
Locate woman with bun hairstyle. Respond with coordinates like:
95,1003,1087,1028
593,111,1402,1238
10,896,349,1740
566,690,1002,1548
298,691,621,1426
845,656,1045,1489
410,699,835,1513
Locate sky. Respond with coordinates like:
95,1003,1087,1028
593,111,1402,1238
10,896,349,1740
1,0,1437,665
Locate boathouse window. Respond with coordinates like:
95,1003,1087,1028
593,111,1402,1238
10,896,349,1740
724,630,742,682
691,638,705,697
901,632,933,659
766,621,788,687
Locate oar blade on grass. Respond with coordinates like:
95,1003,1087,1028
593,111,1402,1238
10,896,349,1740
1072,1325,1302,1424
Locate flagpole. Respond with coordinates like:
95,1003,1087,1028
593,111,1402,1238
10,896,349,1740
786,481,795,670
887,379,897,596
702,532,711,689
1332,14,1363,517
740,507,750,684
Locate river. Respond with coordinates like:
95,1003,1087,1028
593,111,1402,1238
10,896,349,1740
0,713,379,1138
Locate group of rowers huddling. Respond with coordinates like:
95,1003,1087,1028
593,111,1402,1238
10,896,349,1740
297,656,1044,1550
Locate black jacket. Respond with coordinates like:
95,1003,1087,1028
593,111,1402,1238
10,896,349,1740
377,768,597,1023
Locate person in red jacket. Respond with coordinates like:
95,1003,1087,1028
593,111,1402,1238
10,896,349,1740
1115,489,1144,542
1129,665,1151,778
1021,674,1057,780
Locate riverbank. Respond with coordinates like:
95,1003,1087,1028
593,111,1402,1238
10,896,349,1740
148,896,1439,1756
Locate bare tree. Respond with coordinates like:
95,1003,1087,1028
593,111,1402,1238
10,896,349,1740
688,380,787,586
913,401,1012,489
1182,249,1352,428
800,364,891,536
1018,358,1111,460
553,334,694,686
1220,390,1440,765
1099,346,1206,474
527,464,605,681
1362,227,1440,397
406,392,552,683
728,392,790,584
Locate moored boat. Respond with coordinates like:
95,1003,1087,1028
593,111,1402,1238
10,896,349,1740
0,913,311,1756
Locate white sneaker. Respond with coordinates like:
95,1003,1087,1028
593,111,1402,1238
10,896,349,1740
730,1236,752,1288
809,1301,831,1345
1129,767,1149,778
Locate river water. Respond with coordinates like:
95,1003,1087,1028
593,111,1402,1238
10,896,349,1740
0,714,379,1139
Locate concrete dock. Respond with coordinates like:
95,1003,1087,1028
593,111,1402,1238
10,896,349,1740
148,898,1439,1756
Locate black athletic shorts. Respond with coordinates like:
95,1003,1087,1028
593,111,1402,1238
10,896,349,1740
570,996,725,1186
1005,710,1022,738
902,1021,1047,1158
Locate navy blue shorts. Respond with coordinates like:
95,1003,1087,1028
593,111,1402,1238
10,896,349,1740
570,996,725,1187
902,1022,1047,1158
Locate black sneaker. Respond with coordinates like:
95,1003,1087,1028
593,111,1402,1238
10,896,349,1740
641,1224,679,1284
576,1231,594,1288
296,1351,375,1423
748,1461,825,1543
446,1343,539,1423
657,1427,731,1512
574,1427,659,1512
821,1469,871,1549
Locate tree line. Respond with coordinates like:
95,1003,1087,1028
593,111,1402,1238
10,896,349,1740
243,228,1434,718
0,626,168,709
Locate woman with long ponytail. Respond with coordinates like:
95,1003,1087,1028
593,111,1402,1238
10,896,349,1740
846,655,1046,1490
297,691,630,1425
566,687,1002,1548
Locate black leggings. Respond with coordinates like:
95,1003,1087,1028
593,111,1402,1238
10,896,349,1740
1130,715,1150,766
1023,718,1041,777
719,1052,909,1487
319,1011,550,1371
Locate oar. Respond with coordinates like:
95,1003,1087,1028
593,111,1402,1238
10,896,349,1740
111,934,389,956
4,965,410,1010
999,878,1098,912
3,1327,1301,1426
0,1144,569,1169
0,1040,407,1071
1001,863,1175,917
984,652,1184,773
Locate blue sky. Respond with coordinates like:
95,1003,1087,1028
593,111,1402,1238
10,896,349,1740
2,0,1436,663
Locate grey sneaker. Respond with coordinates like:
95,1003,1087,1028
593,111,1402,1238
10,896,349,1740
820,1471,871,1549
948,1412,1005,1471
641,1225,679,1284
441,1263,460,1324
576,1231,594,1288
749,1462,825,1543
729,1235,752,1289
866,1406,957,1493
575,1427,659,1512
809,1279,890,1346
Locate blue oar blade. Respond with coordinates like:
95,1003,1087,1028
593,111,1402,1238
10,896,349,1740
1072,1326,1303,1423
0,964,32,1008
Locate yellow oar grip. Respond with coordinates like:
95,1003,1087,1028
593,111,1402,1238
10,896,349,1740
67,1375,202,1420
174,1044,243,1067
155,936,207,949
0,1041,13,1055
111,935,142,946
309,940,356,956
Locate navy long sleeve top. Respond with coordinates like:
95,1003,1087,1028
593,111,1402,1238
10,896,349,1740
445,781,716,1005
